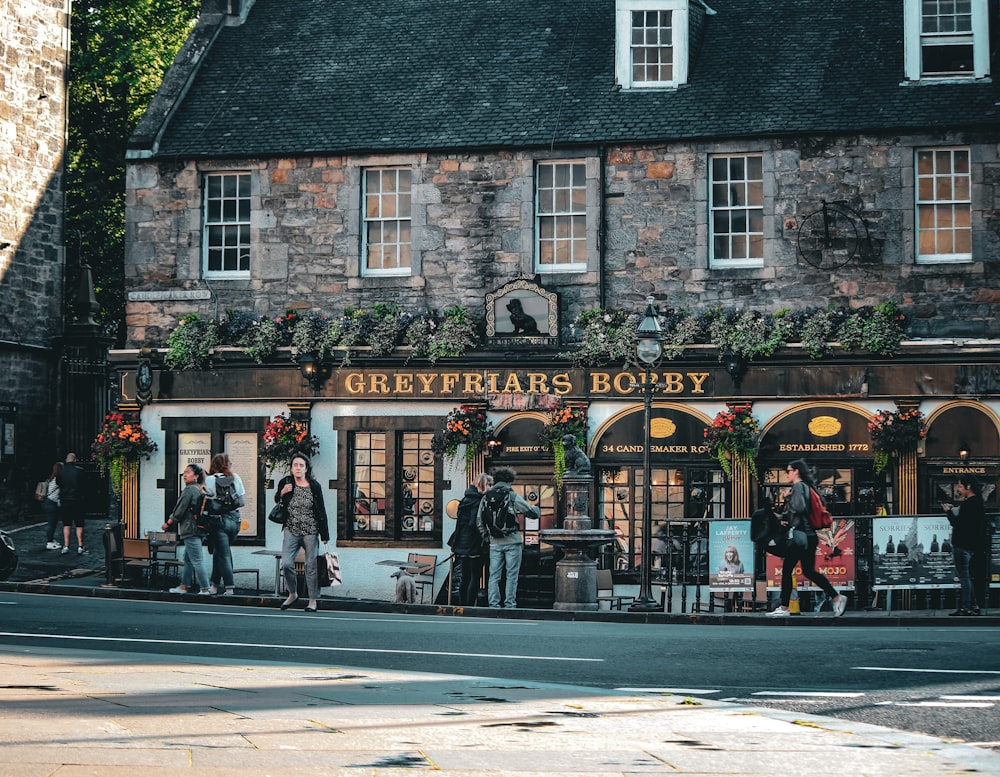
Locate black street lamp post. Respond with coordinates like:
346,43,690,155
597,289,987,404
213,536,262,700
629,298,664,612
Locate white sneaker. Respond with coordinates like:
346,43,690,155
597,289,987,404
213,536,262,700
45,541,60,550
60,546,69,555
197,589,212,596
168,586,188,594
209,585,219,595
766,606,791,617
833,595,847,617
77,546,85,555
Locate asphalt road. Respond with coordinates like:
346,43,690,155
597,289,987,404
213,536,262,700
1,591,997,747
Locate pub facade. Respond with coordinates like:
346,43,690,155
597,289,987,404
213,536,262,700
116,0,1000,604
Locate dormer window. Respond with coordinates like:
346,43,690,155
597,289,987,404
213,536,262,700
615,0,689,89
904,0,989,80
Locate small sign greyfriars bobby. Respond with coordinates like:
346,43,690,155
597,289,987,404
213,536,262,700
485,278,559,348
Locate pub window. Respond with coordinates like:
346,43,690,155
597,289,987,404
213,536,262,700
915,146,971,264
904,0,989,80
203,172,252,276
348,429,437,539
362,167,412,276
598,466,723,580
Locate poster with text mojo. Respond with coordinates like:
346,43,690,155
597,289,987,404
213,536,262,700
766,518,856,591
872,515,956,590
708,521,754,591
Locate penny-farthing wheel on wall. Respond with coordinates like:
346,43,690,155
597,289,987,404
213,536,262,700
796,201,866,270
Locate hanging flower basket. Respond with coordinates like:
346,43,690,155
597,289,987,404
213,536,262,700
704,405,760,480
540,404,589,488
868,408,926,474
91,412,158,495
431,405,493,470
260,412,320,477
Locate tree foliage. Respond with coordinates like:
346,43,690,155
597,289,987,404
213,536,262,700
66,0,200,342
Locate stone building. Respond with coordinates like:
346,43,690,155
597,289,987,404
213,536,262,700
120,0,1000,606
0,0,71,503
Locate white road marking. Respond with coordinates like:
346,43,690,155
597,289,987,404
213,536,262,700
183,609,536,626
942,695,1000,701
855,666,1000,675
877,701,994,708
615,687,720,695
752,691,865,698
0,631,600,662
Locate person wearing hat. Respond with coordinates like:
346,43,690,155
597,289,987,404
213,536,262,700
942,474,988,616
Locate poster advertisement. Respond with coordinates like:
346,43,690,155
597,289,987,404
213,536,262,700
872,515,957,590
226,432,258,537
766,518,856,592
708,520,754,591
989,515,999,587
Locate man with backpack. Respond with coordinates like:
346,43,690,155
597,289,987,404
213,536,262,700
476,466,540,609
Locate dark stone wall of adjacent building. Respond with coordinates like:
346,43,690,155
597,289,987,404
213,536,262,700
0,0,70,514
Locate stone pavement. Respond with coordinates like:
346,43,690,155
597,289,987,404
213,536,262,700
1,645,999,777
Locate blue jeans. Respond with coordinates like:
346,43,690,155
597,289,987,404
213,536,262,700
488,535,523,608
952,545,978,610
181,535,210,591
41,498,60,543
282,530,319,600
210,512,241,589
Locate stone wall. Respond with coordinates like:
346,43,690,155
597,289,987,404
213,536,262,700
125,131,1000,348
0,0,69,488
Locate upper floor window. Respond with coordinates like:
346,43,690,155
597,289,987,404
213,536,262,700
709,154,764,268
535,161,588,271
615,0,689,89
904,0,989,80
203,173,251,276
363,167,412,276
915,147,971,263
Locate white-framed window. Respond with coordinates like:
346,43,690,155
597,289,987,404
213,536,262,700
904,0,989,80
709,154,764,268
614,0,689,89
203,172,251,276
915,146,972,263
362,167,412,276
535,160,588,271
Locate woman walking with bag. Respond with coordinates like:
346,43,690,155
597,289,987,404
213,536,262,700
767,459,847,617
162,463,211,596
205,452,246,596
275,452,329,612
449,472,492,606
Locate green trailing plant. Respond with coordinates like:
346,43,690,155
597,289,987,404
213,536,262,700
164,312,219,371
431,404,494,471
703,405,761,480
661,309,704,359
868,408,927,474
539,404,589,488
703,307,792,360
239,315,283,364
424,305,477,363
290,310,332,359
367,303,404,356
562,308,639,367
90,411,158,495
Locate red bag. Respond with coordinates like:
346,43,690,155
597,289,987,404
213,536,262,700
807,487,833,530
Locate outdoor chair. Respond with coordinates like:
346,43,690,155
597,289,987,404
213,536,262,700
596,568,635,610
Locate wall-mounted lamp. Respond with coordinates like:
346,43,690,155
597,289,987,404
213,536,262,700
298,352,331,393
959,448,970,462
723,350,748,391
136,347,153,405
486,435,503,455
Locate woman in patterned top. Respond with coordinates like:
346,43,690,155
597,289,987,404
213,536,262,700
275,452,330,612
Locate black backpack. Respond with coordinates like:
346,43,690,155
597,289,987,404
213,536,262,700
481,485,520,538
207,475,243,515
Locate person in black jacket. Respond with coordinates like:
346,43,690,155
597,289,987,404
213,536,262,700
449,472,492,606
275,452,330,612
942,473,988,616
56,453,87,555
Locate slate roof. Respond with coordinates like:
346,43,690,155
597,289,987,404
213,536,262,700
143,0,1000,159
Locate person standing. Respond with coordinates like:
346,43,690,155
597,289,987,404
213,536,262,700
56,453,87,555
476,466,539,609
767,459,847,617
204,452,246,596
942,473,988,616
276,452,329,612
41,461,62,550
449,472,492,606
162,463,211,595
